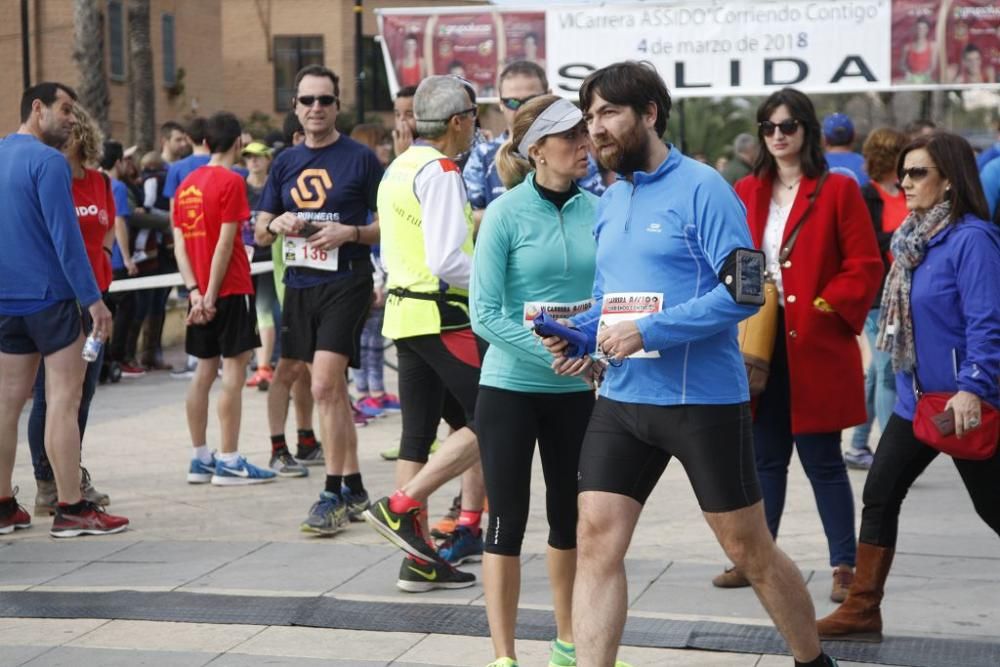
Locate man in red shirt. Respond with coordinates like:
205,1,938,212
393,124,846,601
172,112,274,486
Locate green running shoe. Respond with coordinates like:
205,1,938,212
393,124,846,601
548,639,575,667
486,659,518,667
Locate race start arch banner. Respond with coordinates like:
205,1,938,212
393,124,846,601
376,0,1000,100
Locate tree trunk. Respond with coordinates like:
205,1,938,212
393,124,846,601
72,0,110,134
128,0,155,152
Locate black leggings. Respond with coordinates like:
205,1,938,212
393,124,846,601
477,386,594,556
860,413,1000,547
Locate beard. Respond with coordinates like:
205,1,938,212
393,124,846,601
592,120,651,176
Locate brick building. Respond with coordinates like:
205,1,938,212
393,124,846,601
1,0,483,143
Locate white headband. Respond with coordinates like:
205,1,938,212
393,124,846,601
516,99,584,160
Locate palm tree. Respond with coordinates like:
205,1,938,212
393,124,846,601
72,0,111,134
666,97,759,162
128,0,155,151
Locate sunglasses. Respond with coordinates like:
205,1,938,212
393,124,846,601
898,166,938,182
501,95,541,111
759,119,801,137
297,95,337,107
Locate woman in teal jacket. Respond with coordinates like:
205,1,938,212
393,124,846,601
470,96,598,667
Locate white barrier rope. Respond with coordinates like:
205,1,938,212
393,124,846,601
106,262,274,293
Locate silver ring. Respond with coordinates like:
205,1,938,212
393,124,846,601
969,417,981,427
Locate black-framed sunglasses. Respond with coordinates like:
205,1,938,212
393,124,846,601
759,119,801,137
898,166,938,182
501,94,541,112
296,95,338,107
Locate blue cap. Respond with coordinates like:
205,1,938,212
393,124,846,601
823,113,855,145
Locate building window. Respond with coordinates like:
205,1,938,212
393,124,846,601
274,36,324,112
162,14,176,86
362,36,393,112
108,0,126,80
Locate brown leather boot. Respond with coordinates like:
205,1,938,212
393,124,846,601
817,543,894,642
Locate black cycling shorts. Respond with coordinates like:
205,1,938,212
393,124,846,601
186,294,260,359
578,398,761,513
280,273,373,368
0,299,87,356
395,330,483,463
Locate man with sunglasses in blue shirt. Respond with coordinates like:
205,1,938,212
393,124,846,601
463,61,604,231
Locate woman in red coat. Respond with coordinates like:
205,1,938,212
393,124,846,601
712,89,883,603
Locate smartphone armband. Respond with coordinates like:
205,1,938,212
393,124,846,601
719,248,766,306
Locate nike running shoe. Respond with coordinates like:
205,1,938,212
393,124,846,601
0,490,31,535
187,455,217,484
301,491,348,536
50,501,129,538
548,639,575,667
355,396,385,419
341,486,371,522
380,439,439,462
362,496,439,562
431,492,462,539
211,456,277,486
437,525,484,565
270,447,308,477
396,555,476,593
487,659,518,667
295,443,324,466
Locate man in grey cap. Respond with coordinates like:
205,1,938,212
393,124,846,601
363,75,483,592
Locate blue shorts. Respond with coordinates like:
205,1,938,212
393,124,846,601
0,300,88,356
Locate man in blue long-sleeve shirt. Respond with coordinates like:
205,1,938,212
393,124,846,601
541,63,837,667
0,82,127,538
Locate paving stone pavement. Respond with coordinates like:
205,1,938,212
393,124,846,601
0,349,997,666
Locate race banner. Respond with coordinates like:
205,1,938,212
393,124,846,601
376,1,1000,100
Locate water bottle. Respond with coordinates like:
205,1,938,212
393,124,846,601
82,333,103,363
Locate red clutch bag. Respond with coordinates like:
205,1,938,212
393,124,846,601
913,392,999,460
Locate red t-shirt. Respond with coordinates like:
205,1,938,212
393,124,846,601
72,169,115,292
873,181,909,233
172,165,253,297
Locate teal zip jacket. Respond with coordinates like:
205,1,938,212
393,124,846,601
471,176,597,393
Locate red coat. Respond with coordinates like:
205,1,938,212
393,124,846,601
735,172,883,434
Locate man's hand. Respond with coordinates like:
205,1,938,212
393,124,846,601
88,300,112,341
201,293,218,323
596,320,645,362
393,121,413,156
538,317,576,358
947,390,982,438
267,212,306,236
186,291,208,326
307,222,355,251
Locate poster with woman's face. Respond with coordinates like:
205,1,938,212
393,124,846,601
942,0,1000,83
426,13,505,99
891,0,939,83
501,13,547,69
381,15,430,90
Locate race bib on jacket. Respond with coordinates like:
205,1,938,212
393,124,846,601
599,292,663,359
522,299,593,329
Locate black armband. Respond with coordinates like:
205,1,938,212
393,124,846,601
719,248,766,305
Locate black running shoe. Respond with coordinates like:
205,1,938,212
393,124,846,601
294,442,324,466
340,486,370,522
362,496,438,562
396,555,476,593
